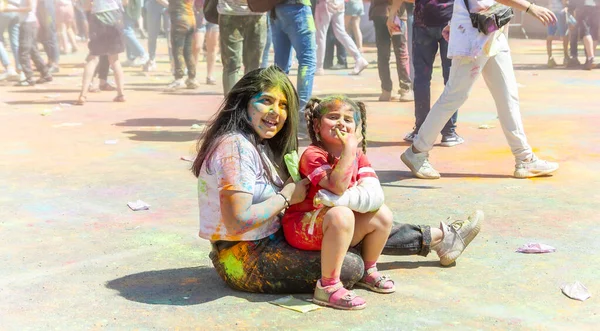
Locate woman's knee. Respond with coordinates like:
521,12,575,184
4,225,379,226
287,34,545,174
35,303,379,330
324,206,355,233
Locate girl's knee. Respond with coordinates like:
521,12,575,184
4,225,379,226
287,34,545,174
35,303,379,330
325,206,355,232
376,204,394,230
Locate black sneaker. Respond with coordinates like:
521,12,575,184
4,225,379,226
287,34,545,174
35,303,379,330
36,75,53,84
15,79,35,86
583,58,595,71
440,133,465,147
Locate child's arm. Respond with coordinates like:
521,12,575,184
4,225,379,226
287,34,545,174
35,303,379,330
314,177,385,213
317,128,358,196
314,155,384,213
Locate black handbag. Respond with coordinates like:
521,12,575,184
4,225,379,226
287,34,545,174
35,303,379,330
203,0,220,24
464,0,514,35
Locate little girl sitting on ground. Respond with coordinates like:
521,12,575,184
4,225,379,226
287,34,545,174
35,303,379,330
282,95,394,310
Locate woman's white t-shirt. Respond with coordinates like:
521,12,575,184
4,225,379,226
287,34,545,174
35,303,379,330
447,0,510,59
197,132,283,242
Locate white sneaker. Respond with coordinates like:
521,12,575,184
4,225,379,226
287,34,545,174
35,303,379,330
185,78,199,89
134,55,149,67
400,147,440,179
121,59,136,67
514,155,559,178
165,78,186,91
350,57,369,75
143,60,156,72
403,130,417,142
434,210,484,266
8,71,24,82
398,88,414,102
315,68,325,76
0,72,8,81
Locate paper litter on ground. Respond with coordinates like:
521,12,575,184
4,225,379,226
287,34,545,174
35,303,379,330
191,124,203,129
516,243,556,253
478,124,495,129
561,282,591,301
127,200,150,211
269,295,322,313
104,139,118,145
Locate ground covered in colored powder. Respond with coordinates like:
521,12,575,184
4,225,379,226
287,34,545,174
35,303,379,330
1,38,599,330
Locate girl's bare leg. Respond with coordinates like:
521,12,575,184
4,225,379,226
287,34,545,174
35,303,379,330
78,55,99,101
108,54,125,97
206,29,218,81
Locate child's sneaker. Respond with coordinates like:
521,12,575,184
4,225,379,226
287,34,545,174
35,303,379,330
434,210,484,266
514,156,559,178
400,147,440,179
547,57,557,68
312,280,366,310
583,57,595,71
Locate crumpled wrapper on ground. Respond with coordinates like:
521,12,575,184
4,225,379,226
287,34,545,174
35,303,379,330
269,295,321,313
515,243,556,253
561,282,591,301
127,200,150,211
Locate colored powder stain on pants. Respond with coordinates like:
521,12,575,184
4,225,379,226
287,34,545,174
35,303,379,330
219,250,245,280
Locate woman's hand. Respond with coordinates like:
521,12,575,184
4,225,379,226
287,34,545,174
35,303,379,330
281,178,310,205
527,4,557,25
442,24,450,42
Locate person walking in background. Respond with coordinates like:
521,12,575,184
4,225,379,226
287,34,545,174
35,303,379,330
344,0,363,51
55,0,79,54
193,0,218,85
370,0,412,102
546,0,569,67
122,0,148,67
75,0,126,104
314,0,368,76
36,0,60,73
143,0,171,72
166,0,198,89
391,0,463,146
0,0,22,81
1,0,52,86
216,0,265,94
271,0,316,112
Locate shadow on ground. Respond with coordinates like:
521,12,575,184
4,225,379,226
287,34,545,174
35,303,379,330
106,266,279,306
114,118,206,127
377,260,442,271
376,170,515,184
123,130,202,142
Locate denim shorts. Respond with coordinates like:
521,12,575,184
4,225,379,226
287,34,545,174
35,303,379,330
547,10,568,37
344,0,364,16
195,9,219,33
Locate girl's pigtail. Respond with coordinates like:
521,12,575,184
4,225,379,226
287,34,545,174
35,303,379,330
304,97,322,146
357,101,368,154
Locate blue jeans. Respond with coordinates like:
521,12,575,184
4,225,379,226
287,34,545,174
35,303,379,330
261,15,272,68
145,0,170,61
36,0,60,64
406,3,414,81
272,4,316,111
0,13,20,70
124,12,147,60
412,25,456,136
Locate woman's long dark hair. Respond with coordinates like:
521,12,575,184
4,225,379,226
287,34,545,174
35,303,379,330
191,66,299,185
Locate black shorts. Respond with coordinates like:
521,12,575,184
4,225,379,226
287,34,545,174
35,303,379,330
576,6,600,40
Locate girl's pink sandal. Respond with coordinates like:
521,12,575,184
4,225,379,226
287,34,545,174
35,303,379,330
354,267,396,294
312,280,366,310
